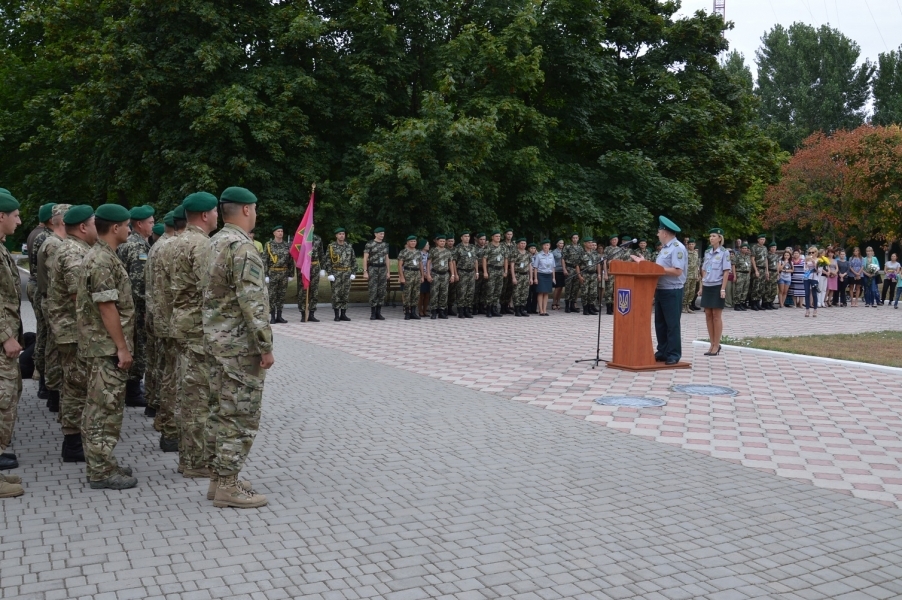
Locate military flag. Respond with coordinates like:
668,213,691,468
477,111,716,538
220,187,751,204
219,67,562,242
290,185,315,290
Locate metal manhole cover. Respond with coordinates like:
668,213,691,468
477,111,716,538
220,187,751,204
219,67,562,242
595,396,667,408
671,384,738,396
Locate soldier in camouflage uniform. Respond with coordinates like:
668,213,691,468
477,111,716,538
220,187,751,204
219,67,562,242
499,229,516,313
151,207,185,451
765,242,779,309
0,191,24,495
26,203,54,400
47,205,97,463
324,228,356,321
77,204,138,490
116,205,155,406
682,238,700,313
363,227,390,320
509,239,531,316
577,238,600,315
637,240,653,262
170,192,219,478
602,235,620,315
426,235,452,319
561,234,582,314
204,186,272,508
144,216,173,419
397,235,423,320
36,203,71,412
473,233,488,314
732,243,752,311
298,233,324,322
451,231,477,318
482,231,507,318
749,234,769,311
445,235,458,316
264,226,291,324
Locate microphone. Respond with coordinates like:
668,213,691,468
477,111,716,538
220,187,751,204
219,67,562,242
620,238,638,247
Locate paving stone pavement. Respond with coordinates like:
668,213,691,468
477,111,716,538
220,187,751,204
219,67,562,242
279,303,902,510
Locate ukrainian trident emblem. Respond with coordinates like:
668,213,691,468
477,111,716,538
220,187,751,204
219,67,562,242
617,289,631,316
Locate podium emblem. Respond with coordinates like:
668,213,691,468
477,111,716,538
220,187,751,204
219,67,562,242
617,289,631,316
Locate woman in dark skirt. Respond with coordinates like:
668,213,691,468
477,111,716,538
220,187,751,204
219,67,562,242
532,239,556,315
698,228,731,356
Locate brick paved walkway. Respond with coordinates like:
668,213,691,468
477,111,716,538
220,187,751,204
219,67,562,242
2,304,902,599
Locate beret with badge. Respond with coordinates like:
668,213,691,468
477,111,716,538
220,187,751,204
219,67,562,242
95,203,131,222
219,186,257,204
129,205,155,220
62,205,94,225
0,192,20,213
183,192,218,212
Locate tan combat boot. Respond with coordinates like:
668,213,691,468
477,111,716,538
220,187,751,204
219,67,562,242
212,475,267,508
183,467,211,478
206,474,254,500
0,472,22,484
0,478,24,498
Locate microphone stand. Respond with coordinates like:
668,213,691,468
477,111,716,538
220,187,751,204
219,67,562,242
575,257,613,369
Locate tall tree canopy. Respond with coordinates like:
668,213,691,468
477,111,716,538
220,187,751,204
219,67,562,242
873,47,902,127
755,23,874,153
0,0,781,243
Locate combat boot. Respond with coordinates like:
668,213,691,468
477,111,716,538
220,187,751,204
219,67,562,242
183,467,211,478
307,310,319,322
589,304,599,315
62,433,85,463
125,380,147,407
89,472,137,490
522,306,530,317
37,373,48,400
438,309,448,319
564,300,571,313
431,310,438,320
458,308,466,318
447,306,456,316
84,466,133,483
404,307,411,320
0,479,24,498
370,307,377,320
159,434,178,452
333,309,341,322
583,304,590,315
0,472,21,484
275,310,287,324
270,310,276,324
606,303,614,315
0,452,18,470
144,405,156,418
48,389,60,413
750,300,759,311
213,475,268,508
409,308,420,320
465,307,473,318
375,306,385,320
492,305,503,317
486,307,493,318
207,474,254,500
339,309,351,321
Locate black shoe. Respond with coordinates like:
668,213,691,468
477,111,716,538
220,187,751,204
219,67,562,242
501,306,512,315
447,307,457,316
665,358,679,366
564,301,571,313
582,305,590,315
339,309,351,321
370,307,377,320
270,311,276,324
521,306,529,317
376,306,385,320
733,306,742,311
275,310,287,324
458,309,466,318
431,310,438,320
308,311,319,322
486,308,493,318
0,452,18,470
48,390,60,413
589,305,599,315
62,433,85,463
37,373,48,400
334,309,341,322
125,380,147,407
144,406,157,418
409,308,420,320
465,308,473,318
438,309,448,319
654,355,665,362
160,435,178,453
606,304,614,315
404,307,411,320
492,306,503,317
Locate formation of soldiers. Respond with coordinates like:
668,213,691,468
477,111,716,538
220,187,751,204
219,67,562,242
0,187,274,508
725,236,782,311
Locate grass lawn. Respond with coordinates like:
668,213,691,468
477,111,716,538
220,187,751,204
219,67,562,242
726,331,902,368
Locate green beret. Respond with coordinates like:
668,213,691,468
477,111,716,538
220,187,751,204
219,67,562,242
708,228,724,236
183,192,218,212
584,237,594,243
152,223,165,236
373,227,385,234
163,212,175,227
416,238,427,250
0,188,9,195
541,239,551,245
406,235,417,241
272,224,284,232
740,242,749,248
0,192,20,213
658,215,680,234
63,204,94,225
769,242,777,248
504,228,513,234
516,237,526,243
570,232,579,237
619,234,630,241
476,232,486,238
334,227,345,234
95,203,131,222
638,239,647,243
459,230,470,236
173,205,186,220
757,233,767,239
490,229,500,236
527,242,537,248
447,231,454,238
129,205,155,220
38,203,57,223
219,186,257,204
688,238,696,243
608,235,618,242
434,233,446,240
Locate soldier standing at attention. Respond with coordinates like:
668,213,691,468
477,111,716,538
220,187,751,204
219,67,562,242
445,233,458,316
204,186,272,508
451,231,477,318
483,230,507,318
78,204,137,490
749,234,769,311
264,226,291,324
637,239,652,261
116,205,154,407
473,233,488,314
26,202,54,400
152,207,185,452
324,228,356,321
143,214,173,420
576,238,600,315
510,238,531,317
682,238,700,313
298,233,324,322
47,205,97,463
36,203,70,413
397,235,423,320
363,227,390,321
0,191,24,492
561,233,581,314
500,228,516,313
602,235,620,315
765,242,779,309
426,234,452,319
733,243,752,311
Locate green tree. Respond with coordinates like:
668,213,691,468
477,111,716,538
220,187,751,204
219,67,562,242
873,47,902,126
755,23,874,152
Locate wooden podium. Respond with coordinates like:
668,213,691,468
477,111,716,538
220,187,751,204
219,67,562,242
606,260,691,371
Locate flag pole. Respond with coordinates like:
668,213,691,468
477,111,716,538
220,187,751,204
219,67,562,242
304,183,315,322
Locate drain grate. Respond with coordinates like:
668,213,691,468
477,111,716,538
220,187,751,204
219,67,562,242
671,384,737,396
594,396,667,408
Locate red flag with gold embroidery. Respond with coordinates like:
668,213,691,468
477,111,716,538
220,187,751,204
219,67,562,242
290,188,315,289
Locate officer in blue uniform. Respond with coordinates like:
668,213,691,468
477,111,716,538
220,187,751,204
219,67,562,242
632,216,688,365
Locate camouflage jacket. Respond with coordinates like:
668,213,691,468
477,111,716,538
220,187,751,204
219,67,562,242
561,243,582,268
501,240,516,261
733,252,751,273
766,251,779,274
686,248,700,280
578,248,600,274
144,232,169,332
638,248,654,261
203,223,272,357
428,247,453,274
364,240,389,268
397,247,422,273
27,226,50,283
76,239,135,358
474,244,487,270
452,243,478,271
484,243,507,271
116,231,150,302
47,236,91,344
37,232,65,297
0,245,22,345
264,240,291,275
149,233,179,338
169,225,210,342
323,242,355,274
752,244,768,269
512,250,531,274
603,245,620,264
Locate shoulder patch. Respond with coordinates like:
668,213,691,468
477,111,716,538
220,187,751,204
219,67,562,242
677,251,683,260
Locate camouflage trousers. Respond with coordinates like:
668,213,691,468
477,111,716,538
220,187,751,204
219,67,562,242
82,356,128,481
603,275,616,306
485,268,504,306
0,352,22,451
268,270,289,312
129,301,147,382
297,264,320,313
401,271,421,307
682,279,698,309
456,270,476,308
153,338,180,439
751,272,767,301
178,341,212,471
27,281,47,376
207,353,267,477
58,343,89,435
448,280,458,309
367,266,388,306
513,271,530,305
580,273,598,306
564,269,581,303
474,274,487,308
42,298,62,391
145,324,159,411
429,272,450,310
330,271,351,310
766,272,779,306
501,272,514,306
733,272,750,305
